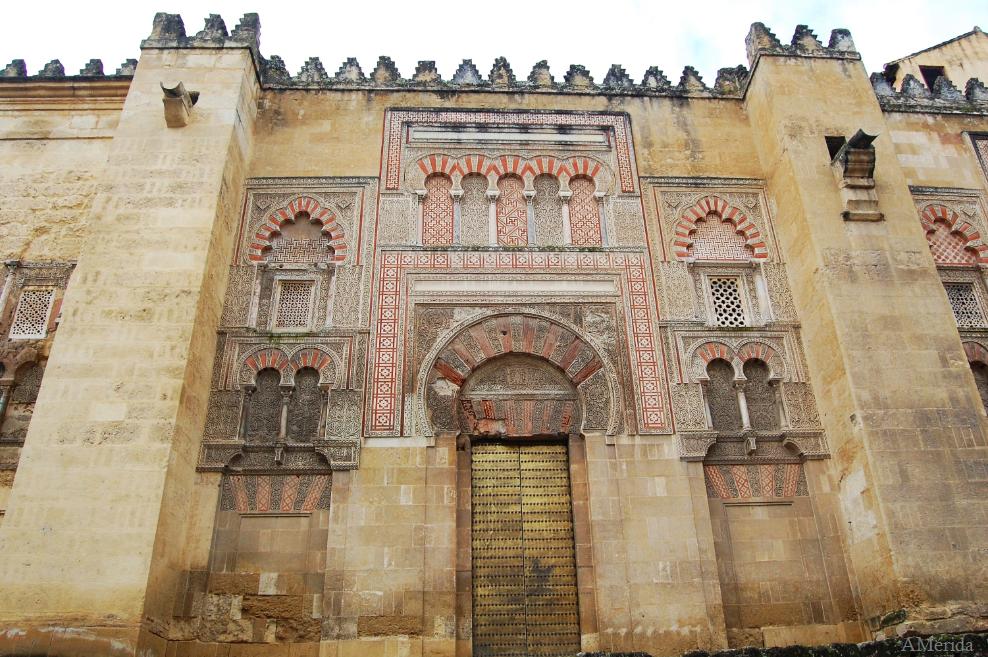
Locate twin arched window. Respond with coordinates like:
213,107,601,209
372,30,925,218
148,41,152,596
704,357,780,432
420,173,603,247
244,367,324,442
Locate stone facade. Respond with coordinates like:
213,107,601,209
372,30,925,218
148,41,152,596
0,12,986,657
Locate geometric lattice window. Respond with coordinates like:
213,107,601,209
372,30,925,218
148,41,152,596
274,280,315,329
688,212,750,261
945,282,985,328
9,288,55,339
422,173,454,246
927,221,977,265
569,176,602,246
495,174,528,246
709,277,747,327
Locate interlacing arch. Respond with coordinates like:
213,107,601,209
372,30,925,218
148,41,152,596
919,203,988,265
413,153,609,192
247,196,347,264
673,195,768,261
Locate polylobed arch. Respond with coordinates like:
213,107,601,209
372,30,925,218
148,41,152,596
920,203,988,265
247,196,347,264
673,195,768,261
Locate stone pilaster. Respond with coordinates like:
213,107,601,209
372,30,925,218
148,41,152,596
0,13,259,656
744,26,988,635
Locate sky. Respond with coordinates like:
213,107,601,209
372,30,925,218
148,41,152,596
0,1,984,83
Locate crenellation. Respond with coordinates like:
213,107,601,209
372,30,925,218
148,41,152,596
261,55,291,84
872,71,988,114
528,60,555,87
1,59,27,77
413,60,441,84
146,11,186,41
334,57,366,83
295,57,328,84
966,78,988,102
677,65,707,92
790,24,823,51
194,14,228,42
229,13,261,46
79,59,104,77
488,57,515,86
641,65,671,90
563,64,594,88
452,59,483,85
870,72,895,96
603,64,633,89
38,60,65,78
371,55,401,84
746,22,783,65
746,22,859,69
828,28,856,51
115,58,138,76
714,65,748,94
932,75,964,100
901,73,932,98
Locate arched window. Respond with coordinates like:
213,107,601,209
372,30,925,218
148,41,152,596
288,367,322,441
267,211,335,264
926,220,977,265
688,212,750,261
245,368,282,442
568,176,602,246
460,173,489,246
743,358,780,431
422,173,454,245
495,174,528,246
706,359,742,431
971,362,988,414
532,174,563,245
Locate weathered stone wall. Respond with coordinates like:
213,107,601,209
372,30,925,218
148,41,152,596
0,39,258,657
0,12,986,657
745,47,988,635
0,83,125,261
886,27,988,91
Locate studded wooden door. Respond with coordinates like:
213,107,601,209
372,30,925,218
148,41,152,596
471,442,581,657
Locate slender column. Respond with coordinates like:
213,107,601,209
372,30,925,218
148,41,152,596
524,190,536,245
735,382,751,430
451,189,463,244
487,190,499,245
595,191,608,246
560,191,573,244
237,385,255,440
318,385,330,439
414,189,426,245
278,386,292,440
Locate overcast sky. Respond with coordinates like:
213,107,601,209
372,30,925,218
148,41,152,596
1,1,984,83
